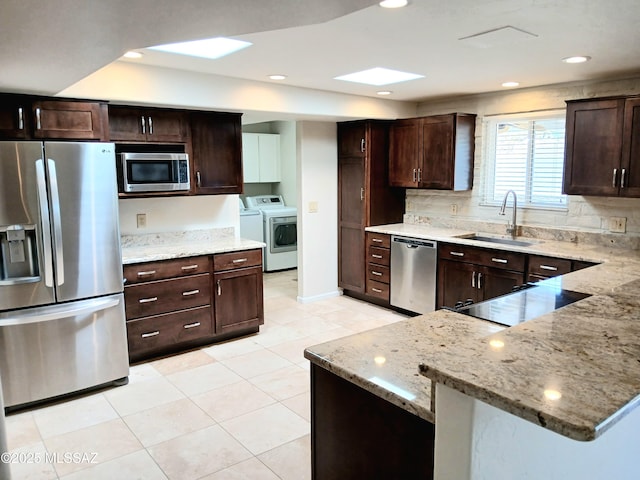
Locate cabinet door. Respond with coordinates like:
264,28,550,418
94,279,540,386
389,119,420,187
190,112,243,195
0,95,30,139
563,99,625,196
437,260,479,309
338,122,366,157
420,115,454,189
214,266,264,334
242,133,260,183
108,106,147,142
480,267,525,301
145,110,188,143
621,98,640,197
258,134,281,182
32,100,104,140
338,156,365,292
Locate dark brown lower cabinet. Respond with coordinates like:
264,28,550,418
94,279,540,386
214,265,264,335
311,364,434,480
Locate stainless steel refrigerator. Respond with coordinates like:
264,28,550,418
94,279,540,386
0,141,129,409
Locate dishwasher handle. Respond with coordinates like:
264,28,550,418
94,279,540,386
392,236,436,249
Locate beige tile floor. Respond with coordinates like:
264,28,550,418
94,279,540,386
4,270,406,479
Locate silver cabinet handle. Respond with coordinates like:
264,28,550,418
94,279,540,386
371,254,383,259
471,271,476,288
182,289,200,296
360,138,365,152
477,272,482,289
360,187,364,201
35,107,42,129
621,168,626,189
183,322,201,329
196,171,202,187
138,296,158,304
148,116,153,135
371,288,383,293
540,265,558,271
491,258,508,264
371,271,383,276
141,331,160,338
232,258,248,264
137,270,156,277
450,251,464,257
613,168,618,188
141,115,146,134
181,264,199,271
17,107,24,129
371,238,383,243
417,168,422,183
412,168,417,182
217,279,221,296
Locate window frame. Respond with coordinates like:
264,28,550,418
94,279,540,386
482,109,568,211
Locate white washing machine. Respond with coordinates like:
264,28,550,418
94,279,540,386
239,198,264,243
245,195,297,272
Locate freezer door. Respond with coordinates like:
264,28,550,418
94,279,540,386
44,142,123,302
0,293,129,408
0,142,55,310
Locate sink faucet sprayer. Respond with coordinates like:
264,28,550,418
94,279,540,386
499,190,517,237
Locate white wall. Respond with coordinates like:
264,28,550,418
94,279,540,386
435,384,640,480
410,76,640,235
119,195,239,235
273,121,298,207
296,121,339,302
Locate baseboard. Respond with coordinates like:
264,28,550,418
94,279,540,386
297,290,342,304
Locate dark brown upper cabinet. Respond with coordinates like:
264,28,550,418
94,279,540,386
389,113,475,190
564,96,640,197
108,105,188,143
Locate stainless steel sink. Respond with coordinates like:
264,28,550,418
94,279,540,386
460,235,540,247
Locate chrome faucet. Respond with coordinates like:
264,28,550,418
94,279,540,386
499,190,518,237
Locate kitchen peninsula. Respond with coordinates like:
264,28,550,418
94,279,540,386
305,223,640,480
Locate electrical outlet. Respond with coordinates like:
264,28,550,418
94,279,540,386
450,204,458,215
308,201,319,213
609,216,626,233
136,213,147,228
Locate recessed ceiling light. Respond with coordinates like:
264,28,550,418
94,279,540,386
123,51,143,59
268,74,287,80
379,0,408,8
149,37,251,60
335,67,423,86
502,81,520,88
377,90,393,96
562,56,591,64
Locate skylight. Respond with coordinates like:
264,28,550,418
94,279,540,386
334,67,424,86
149,37,252,60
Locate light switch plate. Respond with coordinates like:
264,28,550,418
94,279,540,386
308,201,318,213
136,213,147,228
609,216,626,233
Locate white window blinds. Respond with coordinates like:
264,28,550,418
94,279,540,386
484,112,567,209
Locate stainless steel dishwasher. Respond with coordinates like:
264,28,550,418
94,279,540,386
390,236,437,314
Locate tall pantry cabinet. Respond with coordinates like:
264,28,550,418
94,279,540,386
337,120,405,300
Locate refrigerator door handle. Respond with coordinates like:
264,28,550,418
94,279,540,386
47,158,65,286
35,159,54,287
0,296,120,327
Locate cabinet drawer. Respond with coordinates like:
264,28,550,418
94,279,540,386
214,249,262,271
439,244,525,272
367,246,390,266
125,273,211,319
127,305,213,359
528,255,572,277
367,264,390,284
366,279,390,301
124,256,211,284
366,232,390,249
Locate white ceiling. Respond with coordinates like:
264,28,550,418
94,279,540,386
2,0,640,104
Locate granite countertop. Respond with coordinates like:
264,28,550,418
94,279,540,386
305,223,640,441
120,228,265,264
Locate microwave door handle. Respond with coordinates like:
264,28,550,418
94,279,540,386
47,159,64,286
35,159,54,287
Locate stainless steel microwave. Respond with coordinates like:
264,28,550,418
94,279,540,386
120,152,190,193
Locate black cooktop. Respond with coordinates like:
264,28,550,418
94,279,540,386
455,282,591,327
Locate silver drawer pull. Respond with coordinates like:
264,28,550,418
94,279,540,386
141,331,159,338
491,258,508,264
137,270,156,277
371,271,383,276
371,254,383,259
138,296,158,304
371,287,383,293
371,238,383,243
232,258,248,263
540,265,558,271
181,264,199,271
183,322,201,329
182,289,200,296
450,252,464,257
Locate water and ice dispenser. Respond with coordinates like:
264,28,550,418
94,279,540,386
0,225,40,282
